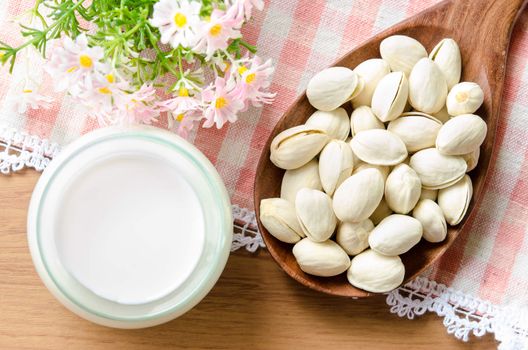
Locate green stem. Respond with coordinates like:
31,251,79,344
11,0,87,54
145,25,180,78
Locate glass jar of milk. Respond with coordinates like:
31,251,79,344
27,126,232,328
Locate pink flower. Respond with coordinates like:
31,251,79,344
158,86,203,138
14,88,54,114
194,10,242,59
202,77,244,128
44,34,105,96
150,0,202,48
228,0,264,21
78,71,130,114
171,111,201,139
94,84,159,125
234,55,276,109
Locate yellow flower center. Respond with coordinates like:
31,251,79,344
175,113,185,122
67,66,78,73
238,66,248,75
210,24,222,37
245,73,256,84
178,87,189,97
455,91,469,103
23,89,33,93
98,87,112,95
215,97,227,109
106,74,115,84
174,13,187,28
79,54,93,69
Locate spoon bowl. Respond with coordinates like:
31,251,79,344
254,0,527,297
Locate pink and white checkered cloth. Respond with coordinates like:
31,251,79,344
1,0,528,334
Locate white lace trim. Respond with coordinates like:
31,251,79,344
4,128,528,348
0,127,60,174
231,204,265,252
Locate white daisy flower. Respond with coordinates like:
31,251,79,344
150,0,202,49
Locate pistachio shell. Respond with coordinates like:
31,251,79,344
305,108,350,141
352,59,391,108
260,198,304,243
295,188,337,242
370,198,393,225
347,249,405,293
368,214,423,256
436,114,487,155
350,129,408,166
352,163,390,182
408,58,448,114
319,140,354,195
433,105,452,123
409,148,467,189
385,164,422,214
438,175,473,225
387,112,442,152
371,72,409,122
446,82,484,116
420,188,438,201
307,67,361,111
379,35,427,76
281,159,322,203
336,219,374,256
293,238,351,277
270,125,329,169
333,168,385,222
350,106,385,136
429,38,462,89
462,147,480,172
412,199,447,243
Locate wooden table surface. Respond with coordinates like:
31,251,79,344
0,169,497,349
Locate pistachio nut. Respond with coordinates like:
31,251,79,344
436,114,487,155
385,164,422,214
369,214,423,256
319,140,354,196
409,58,448,114
270,125,329,169
429,38,462,89
409,148,467,189
347,249,405,293
260,198,304,243
462,147,480,172
305,108,350,141
336,219,374,256
420,188,438,201
350,129,408,166
446,82,484,116
306,67,363,111
412,199,447,243
438,175,473,225
352,58,391,108
333,168,385,222
370,198,393,225
281,159,322,203
295,188,337,242
387,112,442,152
352,163,390,182
371,72,409,122
350,106,385,136
293,238,351,277
379,35,427,76
433,105,452,123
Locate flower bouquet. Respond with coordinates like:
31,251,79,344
0,0,275,137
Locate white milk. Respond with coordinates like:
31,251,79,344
55,154,205,305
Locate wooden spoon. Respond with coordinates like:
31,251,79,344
254,0,528,297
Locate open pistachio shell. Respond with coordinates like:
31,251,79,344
319,140,354,196
293,239,350,277
409,148,467,190
429,38,462,89
438,175,473,225
350,129,408,166
371,72,409,122
352,58,391,108
412,199,447,243
380,35,427,76
260,198,304,243
436,114,487,156
270,125,329,169
347,249,405,293
336,219,374,256
387,112,442,152
385,164,422,214
295,188,337,242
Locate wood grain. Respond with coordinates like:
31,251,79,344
254,0,528,297
0,169,497,349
